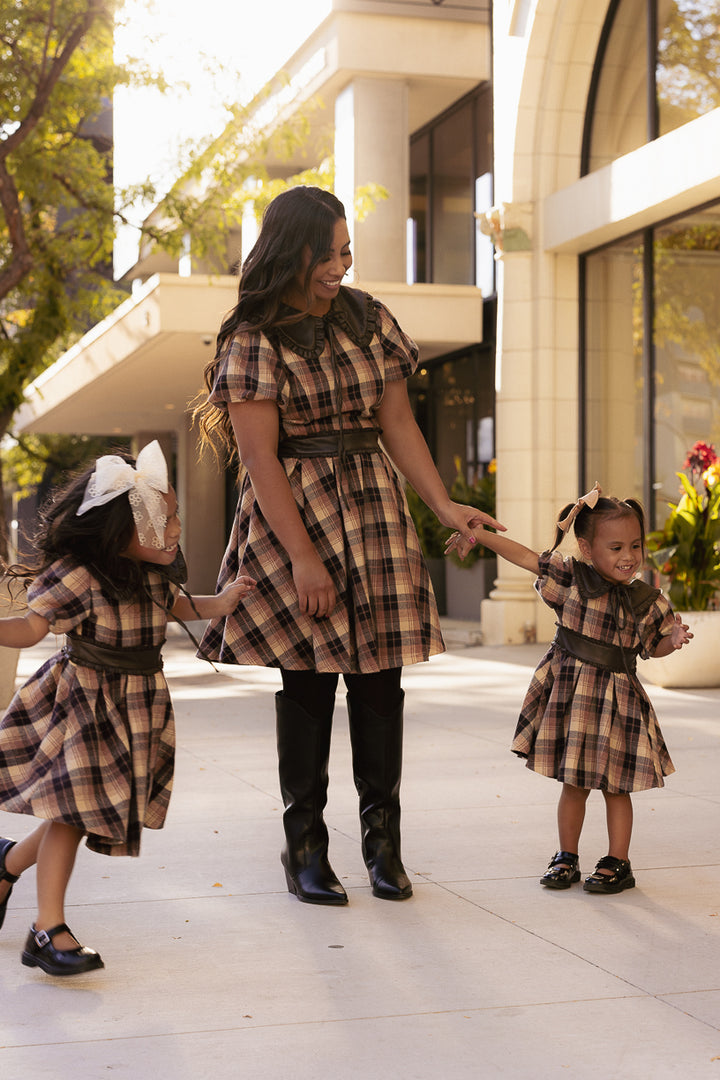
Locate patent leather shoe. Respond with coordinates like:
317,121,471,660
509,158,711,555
0,838,19,931
583,855,635,894
21,923,104,976
540,850,581,889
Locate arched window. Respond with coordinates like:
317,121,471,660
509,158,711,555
580,2,720,527
583,0,720,174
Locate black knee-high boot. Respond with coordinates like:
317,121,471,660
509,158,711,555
275,691,348,906
347,691,413,900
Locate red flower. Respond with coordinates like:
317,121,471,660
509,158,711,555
684,441,717,473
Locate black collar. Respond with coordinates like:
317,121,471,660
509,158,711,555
273,287,377,359
572,558,659,617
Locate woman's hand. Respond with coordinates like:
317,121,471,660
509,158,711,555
441,503,505,562
292,553,338,619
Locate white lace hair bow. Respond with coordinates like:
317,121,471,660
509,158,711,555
76,440,169,550
557,481,602,533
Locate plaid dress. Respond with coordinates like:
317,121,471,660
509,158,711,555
200,288,444,673
511,550,677,793
0,557,178,856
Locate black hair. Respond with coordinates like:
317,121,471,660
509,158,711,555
7,452,174,601
194,185,347,459
550,495,647,554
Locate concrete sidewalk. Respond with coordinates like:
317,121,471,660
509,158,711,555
1,630,720,1079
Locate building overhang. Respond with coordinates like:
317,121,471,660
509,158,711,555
542,109,720,254
15,275,484,436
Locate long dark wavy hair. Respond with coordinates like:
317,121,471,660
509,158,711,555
193,185,347,460
6,453,178,602
550,495,647,555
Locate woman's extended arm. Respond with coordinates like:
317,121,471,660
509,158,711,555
228,399,338,618
376,380,505,546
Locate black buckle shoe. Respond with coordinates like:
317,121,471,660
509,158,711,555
540,850,581,889
583,856,635,894
21,923,104,976
0,838,19,931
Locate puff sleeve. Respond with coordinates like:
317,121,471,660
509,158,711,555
374,300,419,382
27,559,93,634
208,331,289,408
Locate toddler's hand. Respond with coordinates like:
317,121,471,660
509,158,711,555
670,613,693,650
445,526,482,562
217,575,257,613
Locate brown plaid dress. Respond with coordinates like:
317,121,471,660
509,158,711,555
511,551,677,793
199,289,444,673
0,557,178,856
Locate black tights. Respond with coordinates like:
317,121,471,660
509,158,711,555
280,668,403,723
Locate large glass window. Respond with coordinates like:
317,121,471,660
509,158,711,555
409,84,493,289
584,0,720,173
583,204,720,527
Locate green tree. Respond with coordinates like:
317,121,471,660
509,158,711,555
0,0,127,558
1,2,385,560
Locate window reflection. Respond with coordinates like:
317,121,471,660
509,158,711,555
658,2,720,135
583,206,720,527
587,0,720,173
653,208,720,516
584,234,645,501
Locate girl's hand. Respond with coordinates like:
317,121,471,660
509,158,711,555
669,613,693,650
292,553,337,619
216,575,257,615
442,503,505,562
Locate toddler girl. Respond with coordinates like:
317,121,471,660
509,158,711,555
0,441,254,975
446,484,691,894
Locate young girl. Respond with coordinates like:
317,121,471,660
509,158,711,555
0,441,254,975
446,484,692,894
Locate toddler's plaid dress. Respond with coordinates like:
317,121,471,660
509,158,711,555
511,550,677,793
0,557,177,856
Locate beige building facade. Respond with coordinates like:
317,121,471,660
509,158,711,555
15,0,720,640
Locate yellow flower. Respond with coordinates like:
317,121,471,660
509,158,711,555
487,458,497,474
703,462,720,488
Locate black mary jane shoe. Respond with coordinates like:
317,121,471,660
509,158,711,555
583,855,636,894
0,838,19,931
540,850,581,890
21,923,104,976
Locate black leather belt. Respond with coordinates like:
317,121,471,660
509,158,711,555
278,429,381,458
554,624,638,675
64,633,164,675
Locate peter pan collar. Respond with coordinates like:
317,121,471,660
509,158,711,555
572,558,659,617
273,286,377,359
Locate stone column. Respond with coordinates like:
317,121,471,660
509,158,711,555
175,418,228,595
334,77,409,283
478,203,545,644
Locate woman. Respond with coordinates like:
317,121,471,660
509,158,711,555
195,186,502,905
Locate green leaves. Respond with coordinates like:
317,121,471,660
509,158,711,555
646,468,720,611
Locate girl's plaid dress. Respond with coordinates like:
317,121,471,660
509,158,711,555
511,550,677,793
0,557,177,856
200,288,445,673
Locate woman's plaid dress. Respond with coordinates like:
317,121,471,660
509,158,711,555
0,557,177,856
511,550,677,793
200,288,444,673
